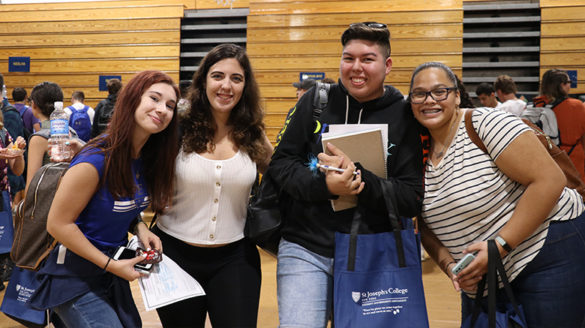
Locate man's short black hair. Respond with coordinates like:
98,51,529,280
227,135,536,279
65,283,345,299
475,82,495,96
341,22,391,58
12,87,27,102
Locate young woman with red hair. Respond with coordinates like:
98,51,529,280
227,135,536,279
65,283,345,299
30,70,180,328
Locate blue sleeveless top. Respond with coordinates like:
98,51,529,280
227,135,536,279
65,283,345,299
29,145,150,327
71,145,150,251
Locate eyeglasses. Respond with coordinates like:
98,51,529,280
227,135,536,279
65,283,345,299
350,22,387,29
409,87,457,104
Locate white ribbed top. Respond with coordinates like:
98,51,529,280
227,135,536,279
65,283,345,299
157,149,257,245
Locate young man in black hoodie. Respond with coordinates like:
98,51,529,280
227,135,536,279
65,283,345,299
270,22,424,327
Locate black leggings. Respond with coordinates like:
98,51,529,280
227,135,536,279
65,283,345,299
152,226,261,328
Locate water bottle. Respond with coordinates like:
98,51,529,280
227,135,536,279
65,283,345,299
1,85,7,107
49,101,71,161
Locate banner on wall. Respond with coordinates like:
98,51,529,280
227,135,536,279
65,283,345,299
99,75,121,91
299,72,325,82
567,70,577,88
8,57,30,72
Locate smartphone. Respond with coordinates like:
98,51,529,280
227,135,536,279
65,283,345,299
113,246,153,273
451,253,475,275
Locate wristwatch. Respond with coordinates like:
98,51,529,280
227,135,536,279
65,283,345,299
495,235,513,253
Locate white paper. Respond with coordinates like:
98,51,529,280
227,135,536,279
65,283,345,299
137,254,206,311
126,235,142,250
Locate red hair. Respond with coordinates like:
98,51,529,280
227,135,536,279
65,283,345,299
85,70,180,213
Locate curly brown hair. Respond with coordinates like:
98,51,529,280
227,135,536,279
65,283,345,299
181,43,267,163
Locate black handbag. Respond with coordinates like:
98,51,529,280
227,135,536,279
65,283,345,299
245,167,284,256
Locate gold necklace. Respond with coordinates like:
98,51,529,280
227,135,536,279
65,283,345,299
432,111,461,160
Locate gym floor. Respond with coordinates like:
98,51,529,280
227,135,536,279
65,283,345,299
0,249,460,328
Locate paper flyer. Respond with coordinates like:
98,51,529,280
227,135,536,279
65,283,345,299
137,253,205,311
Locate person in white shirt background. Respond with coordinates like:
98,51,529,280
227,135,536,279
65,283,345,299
494,74,526,116
151,43,273,328
64,91,95,124
475,82,501,108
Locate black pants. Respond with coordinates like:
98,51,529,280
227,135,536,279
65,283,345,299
152,226,261,328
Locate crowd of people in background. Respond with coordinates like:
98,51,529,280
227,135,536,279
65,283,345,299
0,19,584,328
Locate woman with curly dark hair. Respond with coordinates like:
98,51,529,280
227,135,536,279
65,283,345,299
152,43,273,327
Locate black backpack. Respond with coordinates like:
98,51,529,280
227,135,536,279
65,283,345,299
94,98,115,137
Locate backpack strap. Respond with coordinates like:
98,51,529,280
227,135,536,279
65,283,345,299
567,143,578,156
68,105,89,113
19,105,29,118
549,96,566,109
0,128,7,148
312,81,330,120
464,109,488,154
31,129,51,141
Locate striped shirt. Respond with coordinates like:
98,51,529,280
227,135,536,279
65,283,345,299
422,108,584,283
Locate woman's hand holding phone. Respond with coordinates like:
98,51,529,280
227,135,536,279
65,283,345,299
135,222,163,254
109,247,149,281
452,241,490,292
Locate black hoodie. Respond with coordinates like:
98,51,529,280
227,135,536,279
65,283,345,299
270,81,423,257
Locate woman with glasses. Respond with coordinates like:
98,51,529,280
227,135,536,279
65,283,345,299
410,62,585,327
533,69,585,183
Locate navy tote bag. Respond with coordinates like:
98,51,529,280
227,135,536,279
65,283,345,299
0,190,14,253
333,181,429,328
1,267,47,327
